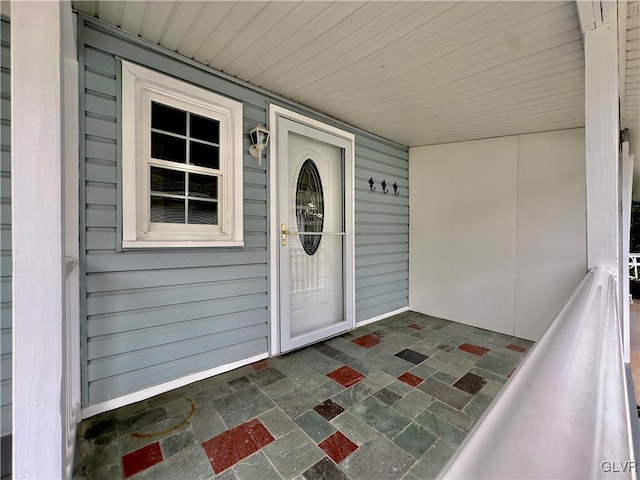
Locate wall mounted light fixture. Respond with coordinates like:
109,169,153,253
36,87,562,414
249,123,270,165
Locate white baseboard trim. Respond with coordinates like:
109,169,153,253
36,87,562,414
356,306,410,328
81,352,268,419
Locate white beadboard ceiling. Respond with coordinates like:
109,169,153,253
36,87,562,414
71,0,587,147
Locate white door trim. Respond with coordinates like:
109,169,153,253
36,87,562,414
268,105,355,355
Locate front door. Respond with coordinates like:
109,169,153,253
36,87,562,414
275,113,354,352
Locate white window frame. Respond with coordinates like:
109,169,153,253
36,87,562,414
121,60,243,248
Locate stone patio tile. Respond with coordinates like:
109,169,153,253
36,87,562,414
329,412,378,446
351,397,411,439
232,451,282,480
76,463,122,480
258,407,298,439
408,363,437,380
119,415,191,455
295,410,336,443
373,387,402,406
189,402,228,443
409,439,457,479
213,469,237,480
288,367,332,390
383,331,421,347
118,407,168,436
480,380,503,398
159,426,197,459
417,377,473,410
392,389,434,419
249,367,286,388
331,382,375,409
432,371,458,385
395,348,429,365
191,383,234,405
423,357,466,379
367,352,414,377
427,401,475,431
130,444,213,480
341,436,414,480
262,429,324,479
463,392,494,419
359,369,396,391
212,384,275,428
260,377,298,399
453,372,487,395
302,457,348,480
475,352,517,376
415,409,467,447
385,379,414,398
392,422,437,459
272,388,320,419
309,379,344,401
227,376,252,391
469,366,508,384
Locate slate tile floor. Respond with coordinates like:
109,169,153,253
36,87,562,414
74,311,533,480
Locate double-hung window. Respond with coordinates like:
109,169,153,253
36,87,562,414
121,61,243,248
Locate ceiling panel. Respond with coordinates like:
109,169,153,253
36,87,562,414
72,0,585,147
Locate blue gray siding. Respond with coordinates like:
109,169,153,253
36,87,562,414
0,17,11,437
79,16,408,407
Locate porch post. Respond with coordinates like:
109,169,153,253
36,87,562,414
584,16,619,273
11,2,65,478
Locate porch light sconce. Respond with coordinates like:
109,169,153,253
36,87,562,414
249,123,270,165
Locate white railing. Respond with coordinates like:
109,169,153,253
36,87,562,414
630,254,640,281
441,266,638,479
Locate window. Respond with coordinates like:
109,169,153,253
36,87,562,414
121,61,243,248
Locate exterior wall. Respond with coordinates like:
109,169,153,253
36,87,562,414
0,16,11,441
409,128,586,341
78,16,408,409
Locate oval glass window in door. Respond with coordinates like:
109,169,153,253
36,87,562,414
295,159,324,255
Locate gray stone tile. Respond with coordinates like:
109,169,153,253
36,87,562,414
423,357,466,379
384,331,422,347
385,379,414,398
164,397,196,418
74,436,121,475
258,407,298,439
272,387,319,419
232,451,283,480
463,392,494,419
393,422,437,459
261,377,298,399
302,457,348,480
359,370,396,391
351,397,411,438
408,363,437,380
432,371,458,385
409,439,456,479
75,463,121,480
160,426,197,459
331,382,375,409
373,387,402,406
427,400,475,431
262,429,325,479
190,402,228,443
469,366,507,384
480,380,504,398
227,376,252,391
294,410,336,443
119,415,191,455
118,407,167,436
213,384,275,428
131,444,214,480
214,468,238,480
287,368,332,390
414,409,467,447
309,379,344,401
330,412,378,446
341,436,414,480
392,389,433,419
367,352,414,377
191,383,234,405
248,367,286,387
417,377,472,410
474,351,517,376
115,401,150,422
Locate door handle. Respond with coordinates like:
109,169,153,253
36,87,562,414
281,223,298,246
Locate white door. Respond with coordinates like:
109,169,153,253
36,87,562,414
276,115,354,352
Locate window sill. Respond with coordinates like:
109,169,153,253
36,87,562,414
122,240,244,249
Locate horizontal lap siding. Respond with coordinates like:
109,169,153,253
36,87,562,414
0,18,10,437
354,140,409,322
79,17,408,408
80,22,270,406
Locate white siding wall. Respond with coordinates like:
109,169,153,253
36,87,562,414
409,128,586,341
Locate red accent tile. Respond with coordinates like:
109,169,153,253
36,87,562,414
506,344,527,353
314,399,345,421
408,324,424,330
351,334,381,348
318,431,358,464
452,372,487,395
251,360,270,371
397,372,424,387
327,366,365,388
202,419,274,473
122,442,163,478
458,343,490,356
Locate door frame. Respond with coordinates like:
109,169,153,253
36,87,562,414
268,105,355,355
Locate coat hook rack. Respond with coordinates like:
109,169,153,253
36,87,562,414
381,180,388,194
369,177,376,192
393,182,399,196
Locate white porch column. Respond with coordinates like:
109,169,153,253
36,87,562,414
584,18,619,273
11,2,65,478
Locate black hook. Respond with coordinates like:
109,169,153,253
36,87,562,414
369,177,376,192
393,182,399,196
381,180,388,194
